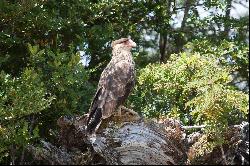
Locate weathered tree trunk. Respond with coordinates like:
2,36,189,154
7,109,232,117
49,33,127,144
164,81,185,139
27,112,249,165
27,113,187,165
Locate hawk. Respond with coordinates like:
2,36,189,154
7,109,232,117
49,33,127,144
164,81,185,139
86,38,137,134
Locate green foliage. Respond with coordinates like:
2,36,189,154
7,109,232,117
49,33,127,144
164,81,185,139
0,68,54,162
0,44,95,163
128,40,248,133
0,69,54,119
186,40,249,89
25,44,95,143
27,44,95,115
129,40,249,149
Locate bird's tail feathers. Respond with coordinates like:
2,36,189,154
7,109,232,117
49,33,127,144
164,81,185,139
86,108,102,134
87,87,102,125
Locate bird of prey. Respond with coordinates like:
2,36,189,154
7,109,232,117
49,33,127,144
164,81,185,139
86,38,137,134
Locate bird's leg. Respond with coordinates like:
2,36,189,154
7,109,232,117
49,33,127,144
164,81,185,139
117,106,122,116
120,106,139,116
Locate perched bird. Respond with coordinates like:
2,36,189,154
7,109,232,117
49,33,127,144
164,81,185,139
86,38,137,134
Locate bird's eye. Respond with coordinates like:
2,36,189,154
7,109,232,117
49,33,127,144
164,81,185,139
123,40,130,45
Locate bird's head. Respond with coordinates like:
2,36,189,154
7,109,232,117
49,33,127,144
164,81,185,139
111,38,137,51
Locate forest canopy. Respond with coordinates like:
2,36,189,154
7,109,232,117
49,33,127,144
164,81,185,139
0,0,249,164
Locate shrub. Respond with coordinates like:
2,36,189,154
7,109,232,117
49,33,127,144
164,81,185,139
0,69,54,163
0,44,95,164
26,44,95,139
128,40,249,144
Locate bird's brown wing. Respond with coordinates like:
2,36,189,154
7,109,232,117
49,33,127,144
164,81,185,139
86,60,135,133
100,60,135,118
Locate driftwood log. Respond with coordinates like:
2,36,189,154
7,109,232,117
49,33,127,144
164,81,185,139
27,111,249,165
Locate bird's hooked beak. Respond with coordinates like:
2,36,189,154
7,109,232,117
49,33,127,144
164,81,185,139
128,39,137,48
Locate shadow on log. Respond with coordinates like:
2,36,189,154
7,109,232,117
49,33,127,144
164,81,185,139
27,112,249,165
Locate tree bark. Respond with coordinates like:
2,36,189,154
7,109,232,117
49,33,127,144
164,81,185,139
159,34,168,63
181,0,193,29
174,0,196,53
223,0,233,38
158,0,171,63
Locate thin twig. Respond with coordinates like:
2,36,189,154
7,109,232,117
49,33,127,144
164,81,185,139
182,125,206,130
173,3,204,11
183,124,243,130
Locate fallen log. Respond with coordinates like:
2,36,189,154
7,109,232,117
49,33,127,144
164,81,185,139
27,112,249,165
28,112,187,165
